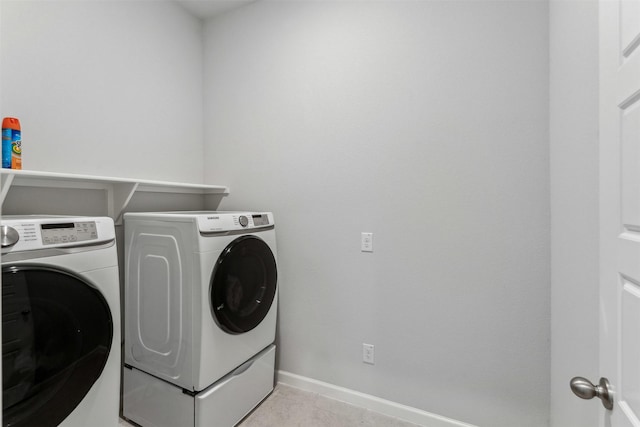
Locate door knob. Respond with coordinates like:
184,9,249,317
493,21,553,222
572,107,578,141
570,376,614,410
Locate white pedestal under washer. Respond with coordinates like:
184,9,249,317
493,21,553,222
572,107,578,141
123,211,278,427
1,216,121,427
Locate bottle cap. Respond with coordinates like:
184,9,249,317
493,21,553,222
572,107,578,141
2,117,21,130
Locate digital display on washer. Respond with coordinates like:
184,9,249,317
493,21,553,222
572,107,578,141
252,214,269,226
41,221,98,245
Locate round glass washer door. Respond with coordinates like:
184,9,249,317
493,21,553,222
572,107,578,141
2,265,113,427
210,235,277,334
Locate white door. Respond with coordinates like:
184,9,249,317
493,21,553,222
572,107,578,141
598,0,640,424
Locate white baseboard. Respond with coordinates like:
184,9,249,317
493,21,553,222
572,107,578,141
276,370,477,427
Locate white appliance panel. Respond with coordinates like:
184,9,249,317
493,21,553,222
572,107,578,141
123,345,275,427
195,345,275,426
1,216,120,427
123,367,195,427
125,222,195,389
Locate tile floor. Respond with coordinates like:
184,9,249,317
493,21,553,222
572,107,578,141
119,384,422,427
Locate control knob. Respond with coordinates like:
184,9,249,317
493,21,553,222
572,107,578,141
1,225,19,248
239,216,249,227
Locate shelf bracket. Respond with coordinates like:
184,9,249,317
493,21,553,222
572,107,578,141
109,182,139,225
0,173,15,209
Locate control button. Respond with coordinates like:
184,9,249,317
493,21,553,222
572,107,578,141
239,216,249,227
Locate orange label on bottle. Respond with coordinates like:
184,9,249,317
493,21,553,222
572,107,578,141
11,157,21,170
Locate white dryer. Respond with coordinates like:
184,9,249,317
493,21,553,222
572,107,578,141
1,216,121,427
123,211,278,427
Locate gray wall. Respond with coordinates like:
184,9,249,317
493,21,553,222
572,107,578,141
203,2,550,426
1,1,562,425
549,1,599,426
0,0,204,183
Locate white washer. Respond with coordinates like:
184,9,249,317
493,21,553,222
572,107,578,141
123,211,278,427
1,216,121,427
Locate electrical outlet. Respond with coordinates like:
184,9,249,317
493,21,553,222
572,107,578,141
363,343,375,364
361,232,373,252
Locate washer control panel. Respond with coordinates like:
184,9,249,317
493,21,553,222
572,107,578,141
1,216,115,253
41,221,98,245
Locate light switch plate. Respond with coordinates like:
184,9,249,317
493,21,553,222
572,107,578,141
361,232,373,252
363,343,375,364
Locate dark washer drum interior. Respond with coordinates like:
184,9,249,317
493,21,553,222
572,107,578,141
2,265,113,427
211,235,277,334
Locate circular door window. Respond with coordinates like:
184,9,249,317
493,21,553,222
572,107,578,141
2,265,113,427
211,236,277,334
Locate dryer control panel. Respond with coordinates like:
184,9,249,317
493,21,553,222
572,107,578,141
197,212,274,233
1,216,116,253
